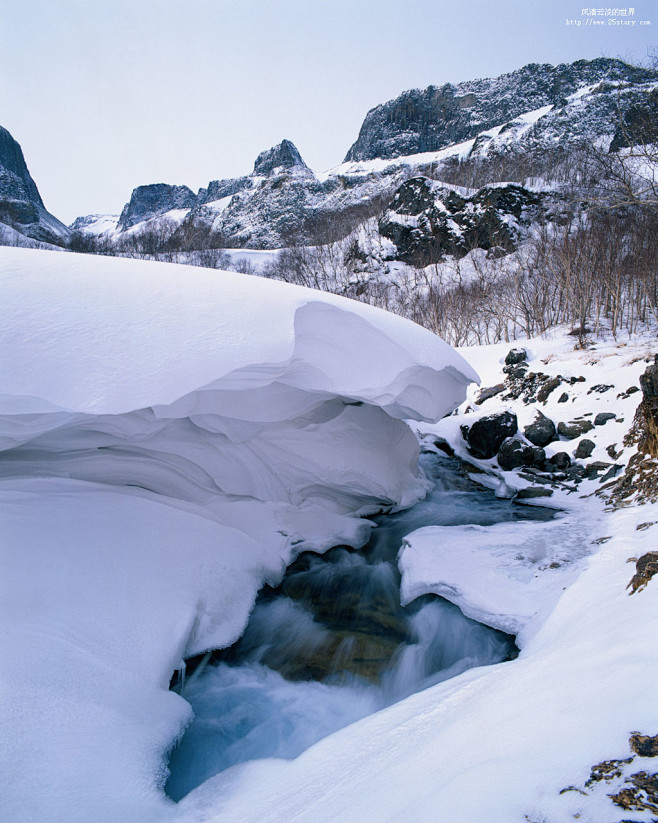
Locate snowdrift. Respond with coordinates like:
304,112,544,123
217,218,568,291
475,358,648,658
0,247,477,823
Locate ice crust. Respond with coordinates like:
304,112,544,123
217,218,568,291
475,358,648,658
0,247,477,822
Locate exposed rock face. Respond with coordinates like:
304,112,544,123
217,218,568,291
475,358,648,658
0,125,70,245
117,183,197,230
345,58,658,162
610,356,658,505
253,139,310,176
196,177,252,206
378,178,541,265
461,411,518,460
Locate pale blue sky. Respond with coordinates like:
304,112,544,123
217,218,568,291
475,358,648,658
1,0,655,222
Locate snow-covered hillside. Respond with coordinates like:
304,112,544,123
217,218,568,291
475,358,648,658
0,247,477,823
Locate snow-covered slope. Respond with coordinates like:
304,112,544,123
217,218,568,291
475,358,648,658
0,247,477,823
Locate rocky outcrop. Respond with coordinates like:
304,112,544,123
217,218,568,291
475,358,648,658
253,139,310,176
0,125,70,246
345,58,658,162
378,178,541,265
117,183,197,231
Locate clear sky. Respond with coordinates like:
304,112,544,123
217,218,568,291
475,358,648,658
1,0,656,223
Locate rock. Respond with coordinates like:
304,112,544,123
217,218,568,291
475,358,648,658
344,59,658,162
574,439,595,459
583,461,611,479
0,125,71,245
537,376,561,403
549,452,571,470
599,464,623,482
594,412,616,426
627,552,658,594
630,733,658,757
475,383,505,405
433,438,454,456
587,383,614,395
558,419,595,439
515,487,554,500
627,385,641,395
253,139,309,176
524,412,557,447
505,348,527,366
497,438,529,470
558,392,569,403
378,178,531,265
117,183,197,230
462,411,518,459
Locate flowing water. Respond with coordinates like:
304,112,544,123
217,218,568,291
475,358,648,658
165,453,553,801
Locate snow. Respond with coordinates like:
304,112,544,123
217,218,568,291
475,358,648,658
398,517,591,639
70,213,120,235
0,246,477,823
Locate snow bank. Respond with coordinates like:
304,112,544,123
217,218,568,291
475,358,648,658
0,247,477,822
398,518,591,639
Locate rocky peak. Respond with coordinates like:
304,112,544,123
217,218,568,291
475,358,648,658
117,183,197,231
252,139,309,176
345,58,658,162
0,126,44,207
0,124,71,245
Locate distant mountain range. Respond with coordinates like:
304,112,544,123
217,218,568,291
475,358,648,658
1,57,657,256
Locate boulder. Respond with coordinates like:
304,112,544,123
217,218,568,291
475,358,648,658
574,439,595,459
558,419,595,439
461,411,518,459
505,348,527,366
548,451,572,471
594,412,616,426
524,412,557,447
537,376,561,403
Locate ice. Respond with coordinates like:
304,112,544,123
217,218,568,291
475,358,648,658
0,247,477,822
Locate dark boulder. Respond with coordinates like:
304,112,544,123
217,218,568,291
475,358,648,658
461,411,518,459
497,438,546,470
558,419,595,439
504,347,528,366
594,412,616,426
524,412,557,447
574,438,595,459
548,451,572,471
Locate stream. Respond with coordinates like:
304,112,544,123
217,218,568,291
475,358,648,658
165,453,553,802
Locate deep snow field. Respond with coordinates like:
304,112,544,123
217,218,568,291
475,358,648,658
1,247,657,823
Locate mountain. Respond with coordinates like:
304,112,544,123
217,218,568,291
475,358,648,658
344,58,658,161
70,58,658,256
0,125,70,247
